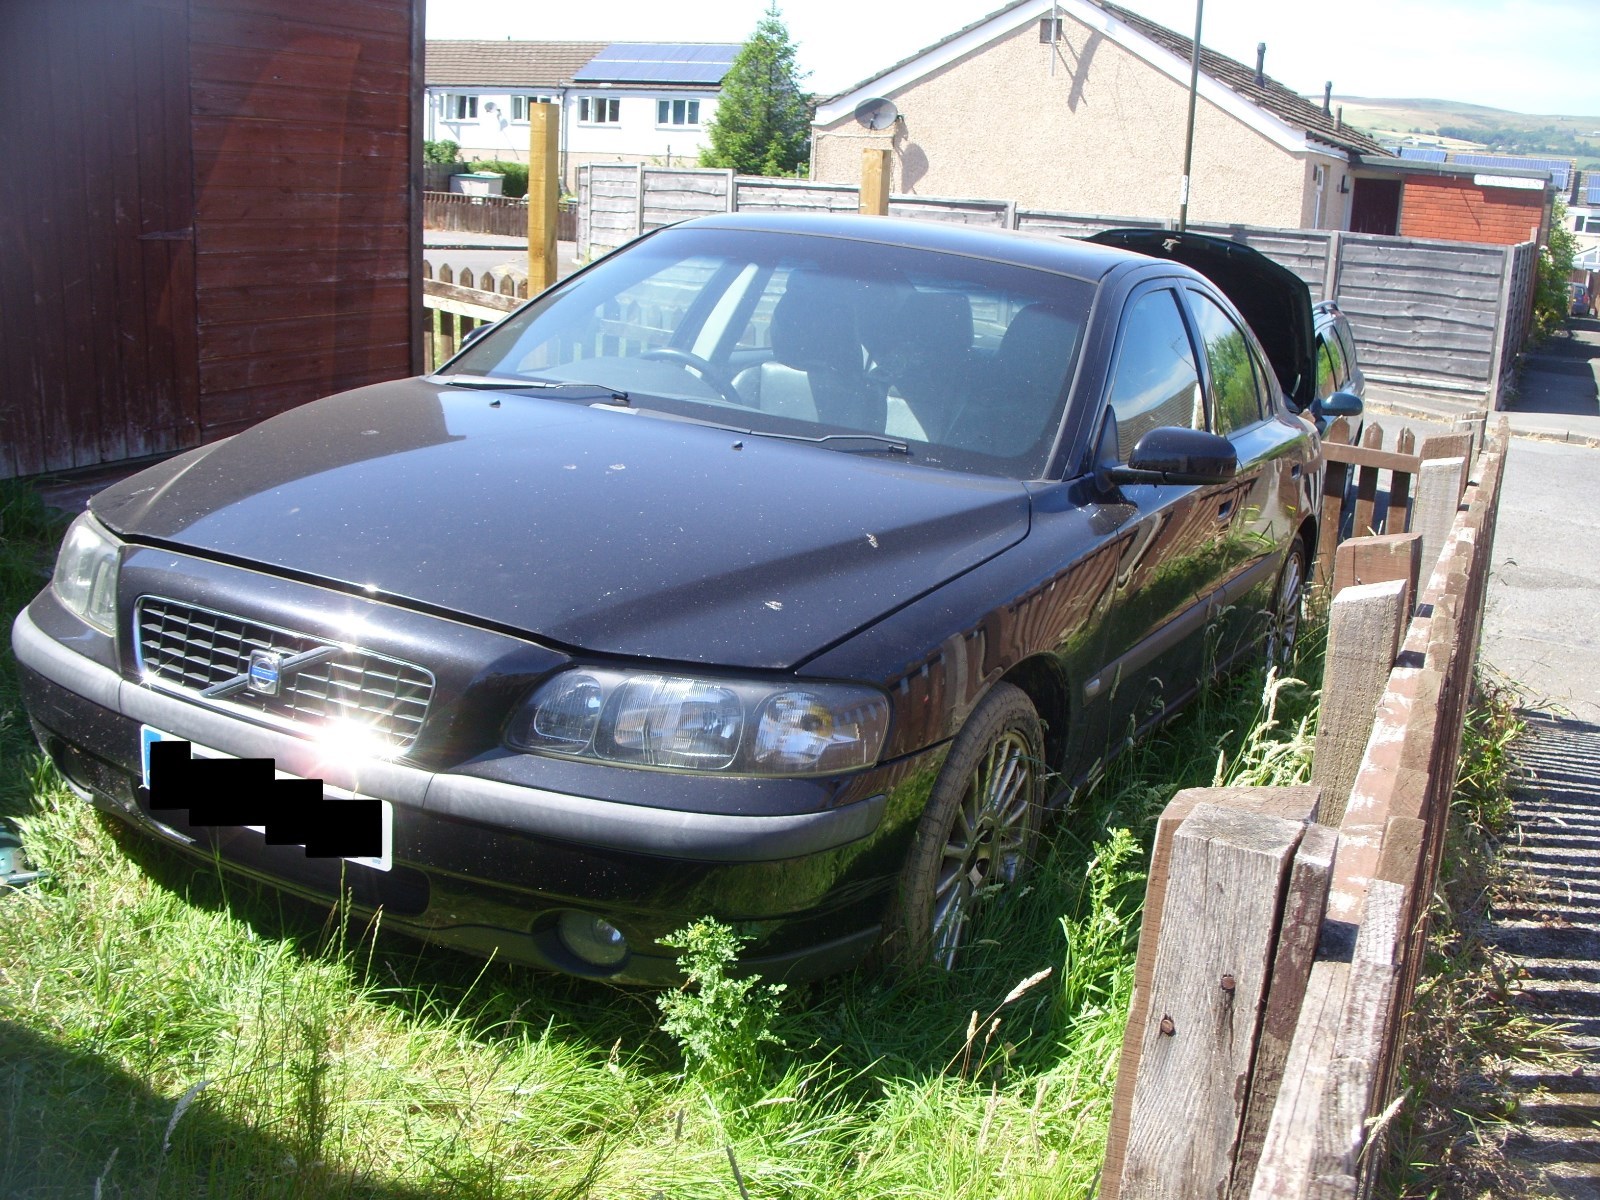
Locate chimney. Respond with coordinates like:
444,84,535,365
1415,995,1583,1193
1255,43,1266,87
1323,82,1332,114
1336,105,1344,131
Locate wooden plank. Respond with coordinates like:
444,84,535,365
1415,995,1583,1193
424,285,521,320
1248,959,1352,1199
142,0,200,458
1330,533,1422,617
1231,822,1339,1198
1418,432,1473,468
1108,787,1321,1200
1412,456,1468,579
1312,579,1408,825
1308,880,1405,1192
1352,425,1382,537
1390,430,1417,524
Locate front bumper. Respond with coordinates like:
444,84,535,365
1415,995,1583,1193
14,601,921,984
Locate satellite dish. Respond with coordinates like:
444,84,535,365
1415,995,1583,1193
853,98,900,131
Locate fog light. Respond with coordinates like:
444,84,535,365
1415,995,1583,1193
556,912,628,967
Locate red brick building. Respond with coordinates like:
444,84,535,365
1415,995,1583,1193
1346,157,1552,248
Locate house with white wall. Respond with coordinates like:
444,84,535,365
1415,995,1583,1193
811,0,1389,231
425,41,738,188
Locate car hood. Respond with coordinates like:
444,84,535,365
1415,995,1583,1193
92,379,1032,670
1088,228,1317,412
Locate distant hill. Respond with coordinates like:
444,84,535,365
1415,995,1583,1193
1327,98,1600,170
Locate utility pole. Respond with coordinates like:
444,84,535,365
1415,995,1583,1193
1178,0,1203,232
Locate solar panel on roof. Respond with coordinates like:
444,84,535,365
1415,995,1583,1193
1450,153,1570,189
1399,147,1448,162
1586,176,1600,204
575,42,738,84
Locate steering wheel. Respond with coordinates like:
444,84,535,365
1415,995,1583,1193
639,347,746,406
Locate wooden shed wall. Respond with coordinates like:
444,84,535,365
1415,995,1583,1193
0,0,200,479
189,0,420,441
0,0,420,481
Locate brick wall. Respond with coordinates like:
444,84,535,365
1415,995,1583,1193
1399,174,1545,246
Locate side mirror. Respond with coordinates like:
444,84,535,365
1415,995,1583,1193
1314,390,1363,421
1107,426,1238,486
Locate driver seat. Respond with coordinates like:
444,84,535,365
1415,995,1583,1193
733,273,885,431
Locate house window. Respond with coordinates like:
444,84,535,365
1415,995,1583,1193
442,94,478,121
580,97,621,124
1038,17,1063,42
511,95,553,122
656,98,701,127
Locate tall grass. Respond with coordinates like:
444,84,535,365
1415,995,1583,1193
0,482,1323,1199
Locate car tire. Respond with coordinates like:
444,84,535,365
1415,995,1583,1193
883,682,1045,970
1267,534,1308,667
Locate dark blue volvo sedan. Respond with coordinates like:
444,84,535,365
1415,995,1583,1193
13,214,1346,982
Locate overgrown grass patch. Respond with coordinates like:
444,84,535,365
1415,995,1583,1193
1,481,1324,1199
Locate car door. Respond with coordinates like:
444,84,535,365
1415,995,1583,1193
1084,283,1237,739
1183,285,1310,668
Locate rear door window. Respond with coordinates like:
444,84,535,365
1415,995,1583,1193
1188,291,1266,435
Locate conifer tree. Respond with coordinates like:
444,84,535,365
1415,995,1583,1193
702,4,811,177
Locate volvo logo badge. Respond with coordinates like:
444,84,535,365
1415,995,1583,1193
247,650,283,696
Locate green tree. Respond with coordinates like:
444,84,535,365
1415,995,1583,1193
701,4,811,177
1533,198,1579,340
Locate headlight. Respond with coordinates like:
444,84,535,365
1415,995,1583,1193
51,513,121,635
506,668,890,776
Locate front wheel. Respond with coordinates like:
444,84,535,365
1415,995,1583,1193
1266,534,1308,667
884,682,1045,970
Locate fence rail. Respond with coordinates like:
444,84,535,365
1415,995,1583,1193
574,165,1538,410
423,192,577,242
421,263,524,371
1102,412,1507,1199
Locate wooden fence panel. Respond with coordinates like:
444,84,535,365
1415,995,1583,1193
733,177,858,215
571,178,1533,408
1331,235,1514,400
641,167,732,231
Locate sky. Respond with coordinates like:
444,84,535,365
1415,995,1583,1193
424,0,1600,117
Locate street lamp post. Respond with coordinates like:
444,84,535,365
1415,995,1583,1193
1178,0,1203,232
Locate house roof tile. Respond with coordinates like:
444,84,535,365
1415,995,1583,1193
426,41,609,89
1093,1,1387,158
821,0,1388,160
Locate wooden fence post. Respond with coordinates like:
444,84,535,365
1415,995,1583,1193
860,149,890,215
1312,578,1409,825
1411,456,1467,587
1107,787,1321,1200
527,103,560,293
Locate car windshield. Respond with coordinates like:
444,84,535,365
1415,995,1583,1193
442,226,1095,479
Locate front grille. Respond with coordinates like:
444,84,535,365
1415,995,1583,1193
135,597,434,752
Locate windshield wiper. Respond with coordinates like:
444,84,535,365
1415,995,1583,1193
432,374,630,404
743,430,911,455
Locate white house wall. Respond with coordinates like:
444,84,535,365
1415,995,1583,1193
425,86,719,170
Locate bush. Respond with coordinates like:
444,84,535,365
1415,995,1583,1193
1532,198,1578,341
423,139,459,164
467,159,528,199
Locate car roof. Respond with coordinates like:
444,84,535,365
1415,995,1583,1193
671,212,1148,284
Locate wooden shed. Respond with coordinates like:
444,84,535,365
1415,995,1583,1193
0,0,422,481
